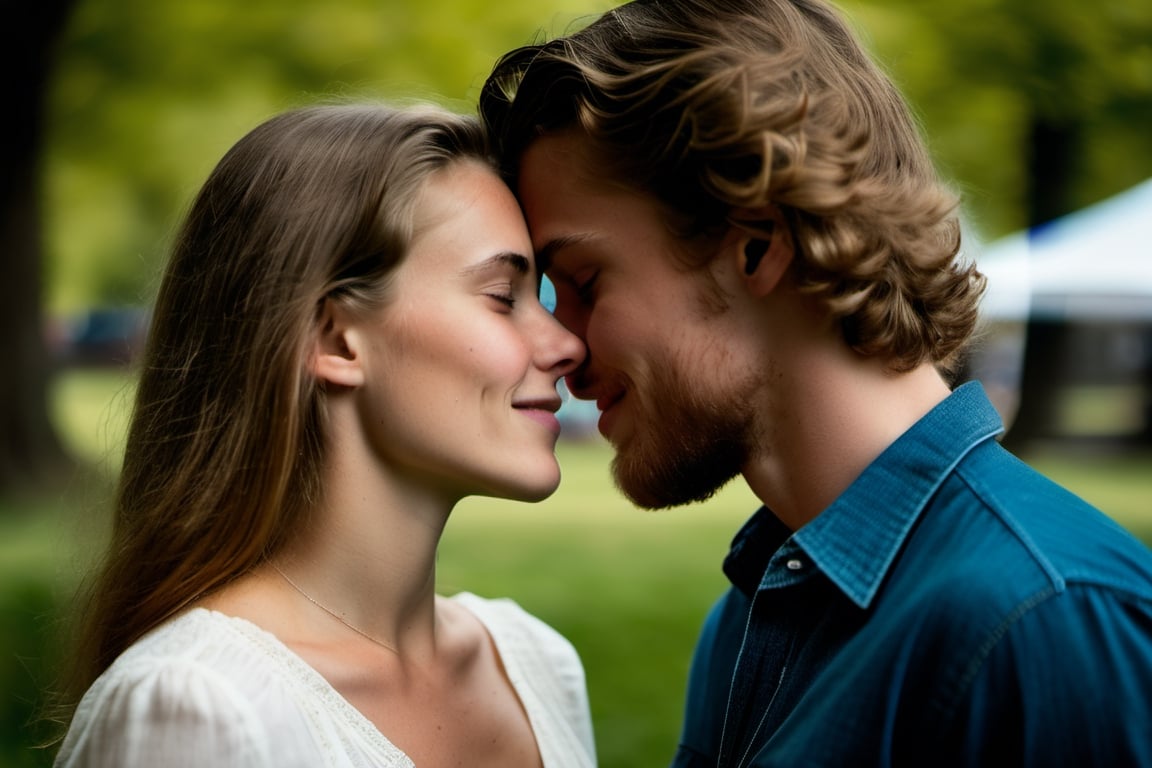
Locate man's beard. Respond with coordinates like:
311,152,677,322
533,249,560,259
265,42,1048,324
609,357,762,510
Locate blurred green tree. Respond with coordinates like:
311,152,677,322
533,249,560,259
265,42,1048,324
44,0,615,311
850,0,1152,235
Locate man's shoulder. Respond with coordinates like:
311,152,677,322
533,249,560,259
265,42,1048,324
946,439,1152,595
881,440,1152,662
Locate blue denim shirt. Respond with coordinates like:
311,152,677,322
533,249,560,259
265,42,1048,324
673,382,1152,767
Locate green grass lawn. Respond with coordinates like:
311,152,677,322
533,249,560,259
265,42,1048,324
1,369,1150,768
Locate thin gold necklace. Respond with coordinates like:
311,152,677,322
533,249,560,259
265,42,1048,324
270,562,400,655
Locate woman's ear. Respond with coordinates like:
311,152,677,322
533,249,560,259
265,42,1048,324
310,298,365,388
726,206,794,298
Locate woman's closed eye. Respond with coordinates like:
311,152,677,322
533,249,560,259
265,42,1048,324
484,285,517,308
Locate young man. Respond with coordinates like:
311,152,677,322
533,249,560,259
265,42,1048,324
480,0,1152,765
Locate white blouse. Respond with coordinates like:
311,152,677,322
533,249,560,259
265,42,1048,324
56,593,597,767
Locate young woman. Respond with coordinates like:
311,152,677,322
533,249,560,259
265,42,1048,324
54,103,595,767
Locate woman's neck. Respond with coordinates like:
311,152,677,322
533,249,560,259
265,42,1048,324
269,434,458,659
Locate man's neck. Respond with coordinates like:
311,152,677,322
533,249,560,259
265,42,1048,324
743,357,952,531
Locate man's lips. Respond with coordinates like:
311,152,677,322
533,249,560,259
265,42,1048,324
564,374,626,435
593,389,627,440
566,372,625,411
596,390,624,413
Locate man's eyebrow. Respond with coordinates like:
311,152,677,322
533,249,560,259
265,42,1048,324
536,234,595,273
462,251,531,276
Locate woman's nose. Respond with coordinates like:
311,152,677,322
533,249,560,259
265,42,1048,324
537,309,586,376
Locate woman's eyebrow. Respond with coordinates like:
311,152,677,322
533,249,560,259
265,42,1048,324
462,251,531,276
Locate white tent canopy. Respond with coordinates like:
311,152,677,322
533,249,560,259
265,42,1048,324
976,178,1152,322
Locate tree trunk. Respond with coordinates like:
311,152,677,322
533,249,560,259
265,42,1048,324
0,0,79,494
1001,115,1082,452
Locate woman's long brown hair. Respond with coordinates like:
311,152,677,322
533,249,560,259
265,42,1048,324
54,102,490,729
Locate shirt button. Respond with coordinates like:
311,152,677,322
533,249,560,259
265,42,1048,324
786,558,804,571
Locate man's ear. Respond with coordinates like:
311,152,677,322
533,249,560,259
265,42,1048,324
726,206,794,298
310,298,365,388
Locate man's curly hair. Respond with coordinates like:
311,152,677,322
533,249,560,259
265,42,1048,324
480,0,985,373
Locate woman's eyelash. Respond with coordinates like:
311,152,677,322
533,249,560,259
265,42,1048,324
486,291,516,308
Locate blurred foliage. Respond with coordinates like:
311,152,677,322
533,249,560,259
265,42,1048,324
851,0,1152,233
43,0,618,311
43,0,1152,308
0,578,59,768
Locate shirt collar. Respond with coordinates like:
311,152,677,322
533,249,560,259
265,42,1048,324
723,381,1005,608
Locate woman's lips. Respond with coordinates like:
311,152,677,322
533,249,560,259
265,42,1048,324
513,399,563,435
518,407,561,435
